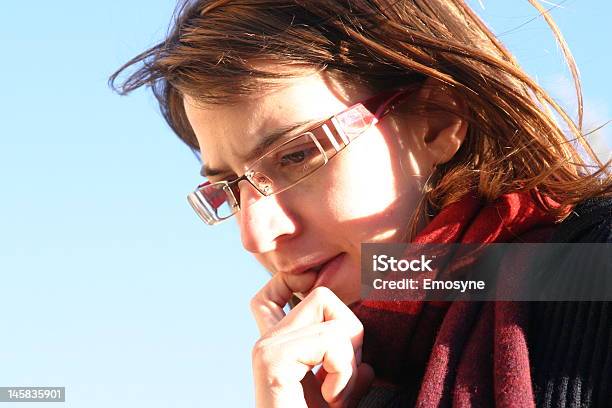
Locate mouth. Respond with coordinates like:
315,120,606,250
302,253,346,296
281,253,348,300
310,260,328,274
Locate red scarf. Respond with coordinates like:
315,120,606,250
350,190,566,407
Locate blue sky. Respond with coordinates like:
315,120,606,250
1,1,610,407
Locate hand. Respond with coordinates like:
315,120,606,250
250,271,375,407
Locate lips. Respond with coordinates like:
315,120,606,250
286,253,346,299
310,252,346,291
310,260,328,273
281,254,338,276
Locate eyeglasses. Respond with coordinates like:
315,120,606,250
187,88,414,225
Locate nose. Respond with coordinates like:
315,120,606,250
236,181,301,254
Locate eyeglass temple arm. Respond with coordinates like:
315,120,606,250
324,90,409,149
371,90,412,119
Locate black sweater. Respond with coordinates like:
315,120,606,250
530,197,612,408
357,197,612,408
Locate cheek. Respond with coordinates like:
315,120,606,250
309,129,424,244
322,131,406,220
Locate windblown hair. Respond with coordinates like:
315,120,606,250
110,0,610,239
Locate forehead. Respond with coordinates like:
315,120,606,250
183,71,365,176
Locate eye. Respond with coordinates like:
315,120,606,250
278,145,319,167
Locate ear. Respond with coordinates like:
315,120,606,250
416,77,468,166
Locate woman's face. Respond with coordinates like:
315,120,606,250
184,71,438,305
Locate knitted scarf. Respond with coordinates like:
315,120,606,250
350,190,565,407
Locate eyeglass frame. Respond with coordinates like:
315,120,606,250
187,86,417,225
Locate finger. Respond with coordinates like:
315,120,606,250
326,358,374,408
250,273,290,335
301,371,328,408
253,321,355,405
250,271,317,335
314,328,355,405
315,365,328,384
274,286,364,352
324,350,357,408
307,363,375,408
250,274,291,335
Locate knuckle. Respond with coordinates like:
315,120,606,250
251,338,290,386
351,316,364,334
311,285,333,300
249,292,265,315
249,295,260,314
251,337,274,366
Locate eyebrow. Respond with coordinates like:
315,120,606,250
200,119,315,178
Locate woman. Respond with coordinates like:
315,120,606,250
110,0,611,406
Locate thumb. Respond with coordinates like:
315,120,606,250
323,362,375,408
302,370,328,408
302,352,374,407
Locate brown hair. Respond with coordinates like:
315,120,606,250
109,0,610,239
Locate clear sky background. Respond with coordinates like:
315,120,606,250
1,1,610,407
